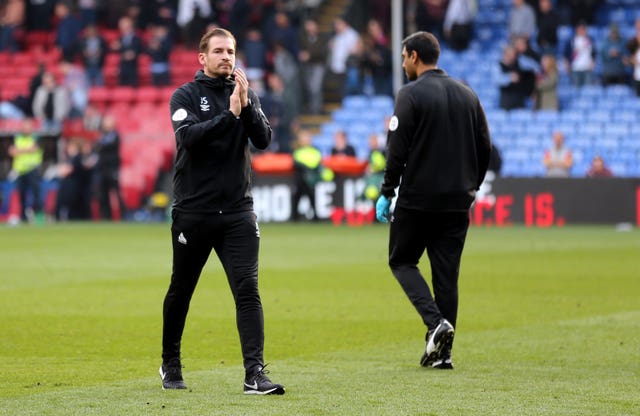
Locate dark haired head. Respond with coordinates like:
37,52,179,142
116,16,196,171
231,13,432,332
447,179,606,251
402,31,440,65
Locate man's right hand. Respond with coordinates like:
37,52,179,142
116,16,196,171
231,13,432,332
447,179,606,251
229,84,241,117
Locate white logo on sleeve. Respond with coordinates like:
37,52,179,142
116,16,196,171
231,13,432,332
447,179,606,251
172,108,187,121
388,115,399,132
178,232,187,245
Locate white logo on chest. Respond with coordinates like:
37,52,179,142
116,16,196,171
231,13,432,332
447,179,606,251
200,97,210,112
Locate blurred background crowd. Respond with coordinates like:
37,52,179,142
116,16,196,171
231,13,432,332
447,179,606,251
0,0,639,224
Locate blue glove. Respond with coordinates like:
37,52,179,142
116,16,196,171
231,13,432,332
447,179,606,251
375,196,391,223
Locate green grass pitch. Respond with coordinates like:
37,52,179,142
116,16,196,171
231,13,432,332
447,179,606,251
0,222,638,415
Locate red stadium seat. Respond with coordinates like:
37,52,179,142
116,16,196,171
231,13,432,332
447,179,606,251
88,87,111,106
135,86,160,104
11,52,33,67
159,87,175,103
23,31,55,51
100,29,120,46
0,52,11,65
119,166,145,210
110,86,136,104
0,65,16,78
107,102,132,119
117,118,141,134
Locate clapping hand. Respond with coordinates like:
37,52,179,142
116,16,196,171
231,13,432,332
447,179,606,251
233,67,249,108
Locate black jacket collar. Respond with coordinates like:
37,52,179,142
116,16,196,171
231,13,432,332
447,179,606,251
194,69,235,89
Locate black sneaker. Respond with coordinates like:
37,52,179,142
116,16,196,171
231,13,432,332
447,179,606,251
420,319,454,367
431,337,454,369
159,358,187,390
243,366,285,395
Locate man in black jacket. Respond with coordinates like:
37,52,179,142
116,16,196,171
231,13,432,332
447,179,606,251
376,31,491,370
160,28,284,395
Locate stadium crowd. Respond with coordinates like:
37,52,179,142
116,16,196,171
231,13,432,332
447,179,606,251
0,0,639,223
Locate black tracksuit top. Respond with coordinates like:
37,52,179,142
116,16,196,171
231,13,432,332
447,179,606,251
381,69,492,211
169,70,271,214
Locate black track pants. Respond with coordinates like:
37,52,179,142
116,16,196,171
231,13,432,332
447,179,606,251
162,210,264,374
388,207,469,331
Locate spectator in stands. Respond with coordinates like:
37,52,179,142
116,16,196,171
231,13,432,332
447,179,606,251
361,29,393,96
566,0,602,26
599,24,628,87
94,113,125,220
367,17,389,48
226,0,251,48
32,71,70,132
146,23,172,86
78,24,107,86
496,44,528,110
344,37,366,95
291,129,322,221
143,0,177,35
508,0,536,41
563,21,595,87
77,0,97,28
243,27,267,85
26,62,46,117
543,130,573,177
55,139,95,221
25,0,55,31
344,29,392,97
535,0,560,55
443,0,477,52
8,118,42,224
260,73,289,153
514,35,541,100
272,39,300,95
82,103,102,132
299,17,328,114
0,0,24,52
628,18,640,96
330,130,356,157
0,97,26,119
586,154,613,178
54,1,82,61
362,133,386,202
272,41,301,145
328,16,360,102
59,60,89,119
112,15,142,87
414,0,448,40
269,11,299,59
176,0,211,49
534,54,559,110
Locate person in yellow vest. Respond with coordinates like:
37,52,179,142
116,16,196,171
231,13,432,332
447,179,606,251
363,133,387,202
8,118,43,223
291,129,326,221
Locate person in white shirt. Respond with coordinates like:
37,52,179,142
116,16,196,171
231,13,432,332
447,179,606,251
563,21,595,86
327,16,360,100
443,0,477,51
